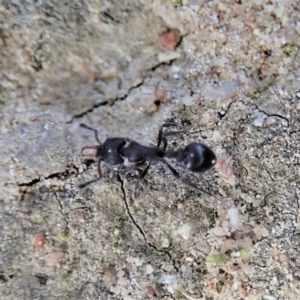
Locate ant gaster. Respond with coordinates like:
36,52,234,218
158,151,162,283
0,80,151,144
79,122,217,195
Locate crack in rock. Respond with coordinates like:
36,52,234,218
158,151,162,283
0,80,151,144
117,174,179,273
253,104,290,127
17,164,79,187
66,72,147,123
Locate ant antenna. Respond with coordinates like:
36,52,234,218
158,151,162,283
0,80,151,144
80,123,101,144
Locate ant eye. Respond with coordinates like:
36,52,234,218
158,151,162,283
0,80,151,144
184,142,216,173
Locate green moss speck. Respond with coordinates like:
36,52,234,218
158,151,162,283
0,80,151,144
172,0,183,5
61,271,72,280
283,43,294,56
206,253,229,264
173,104,186,113
174,290,183,298
60,230,69,237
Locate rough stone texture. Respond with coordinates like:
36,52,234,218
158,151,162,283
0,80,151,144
1,1,300,299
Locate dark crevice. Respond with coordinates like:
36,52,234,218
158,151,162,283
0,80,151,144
289,129,300,137
253,104,290,127
117,174,179,273
66,100,109,123
66,43,188,124
0,274,8,283
34,273,48,285
18,177,41,187
216,99,242,123
53,192,70,236
17,164,79,187
66,78,146,123
100,11,121,24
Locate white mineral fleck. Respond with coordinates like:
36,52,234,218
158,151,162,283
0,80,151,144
160,275,177,285
158,51,181,63
145,264,154,275
262,295,277,300
253,115,265,127
219,80,239,96
167,286,174,294
177,223,192,240
228,208,240,230
162,238,170,248
180,95,194,106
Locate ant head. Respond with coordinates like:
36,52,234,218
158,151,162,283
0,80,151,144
181,142,217,173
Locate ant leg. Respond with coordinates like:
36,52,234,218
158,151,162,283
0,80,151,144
162,136,168,153
81,145,98,157
157,122,177,148
96,157,102,177
133,163,151,198
78,158,102,189
80,123,101,144
157,122,186,150
78,177,101,189
163,130,186,137
162,159,212,196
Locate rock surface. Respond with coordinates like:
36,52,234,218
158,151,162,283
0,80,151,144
1,1,300,299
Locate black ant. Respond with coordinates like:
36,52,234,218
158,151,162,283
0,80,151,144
78,122,217,195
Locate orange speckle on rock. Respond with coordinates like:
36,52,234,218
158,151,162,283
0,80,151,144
220,239,237,253
278,253,289,263
103,267,115,282
146,286,156,298
205,278,214,288
215,153,236,186
14,135,21,142
156,29,181,52
33,233,44,249
154,84,166,102
101,66,118,79
118,276,128,287
46,251,64,267
29,116,38,122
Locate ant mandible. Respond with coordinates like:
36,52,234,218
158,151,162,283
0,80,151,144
79,122,217,195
